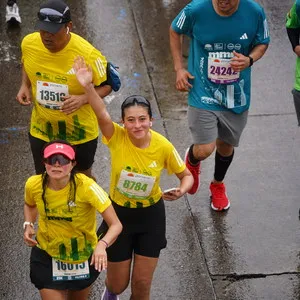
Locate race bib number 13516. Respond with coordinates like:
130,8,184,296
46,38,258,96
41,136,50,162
36,81,68,110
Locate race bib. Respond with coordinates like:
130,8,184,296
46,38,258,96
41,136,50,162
208,58,239,84
52,259,90,281
116,170,155,199
36,81,68,110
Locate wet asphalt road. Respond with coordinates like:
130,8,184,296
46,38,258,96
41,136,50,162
0,0,299,299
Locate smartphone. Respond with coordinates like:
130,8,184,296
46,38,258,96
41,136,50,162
163,188,177,194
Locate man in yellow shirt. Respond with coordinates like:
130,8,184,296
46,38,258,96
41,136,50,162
16,0,120,178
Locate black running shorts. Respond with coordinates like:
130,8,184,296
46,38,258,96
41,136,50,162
30,246,100,290
97,199,167,262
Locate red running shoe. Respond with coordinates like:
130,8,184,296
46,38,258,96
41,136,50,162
210,182,230,211
184,148,201,195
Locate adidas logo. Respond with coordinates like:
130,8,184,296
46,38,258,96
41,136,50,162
66,68,75,75
240,33,248,40
148,161,157,168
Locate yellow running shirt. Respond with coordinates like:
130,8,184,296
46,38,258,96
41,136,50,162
25,173,111,263
21,32,107,144
103,123,186,208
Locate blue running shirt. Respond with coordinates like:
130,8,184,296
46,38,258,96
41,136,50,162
171,0,270,113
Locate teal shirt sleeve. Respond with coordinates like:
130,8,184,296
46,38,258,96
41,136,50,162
252,6,270,45
286,3,300,28
171,3,194,37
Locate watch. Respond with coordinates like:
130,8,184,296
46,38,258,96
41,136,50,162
23,221,34,230
248,55,254,67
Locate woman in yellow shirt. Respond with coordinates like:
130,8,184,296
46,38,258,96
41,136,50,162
24,140,122,300
74,56,193,300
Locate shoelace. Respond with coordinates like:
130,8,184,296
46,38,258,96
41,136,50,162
212,184,225,199
189,162,200,174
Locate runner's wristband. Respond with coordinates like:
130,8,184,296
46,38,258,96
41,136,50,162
23,221,34,230
99,239,108,248
248,55,254,67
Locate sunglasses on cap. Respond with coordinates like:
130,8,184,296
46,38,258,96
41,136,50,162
38,12,68,24
44,154,72,166
121,95,151,109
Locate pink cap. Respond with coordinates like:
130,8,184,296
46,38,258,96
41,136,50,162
44,143,75,160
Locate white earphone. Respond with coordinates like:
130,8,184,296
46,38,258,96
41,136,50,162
66,27,70,34
149,121,153,127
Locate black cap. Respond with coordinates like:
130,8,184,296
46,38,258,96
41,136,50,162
36,0,71,34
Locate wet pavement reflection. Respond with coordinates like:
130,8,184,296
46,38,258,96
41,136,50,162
0,0,299,299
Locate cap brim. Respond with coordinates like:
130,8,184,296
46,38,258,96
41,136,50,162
35,20,64,34
44,149,73,160
43,143,75,160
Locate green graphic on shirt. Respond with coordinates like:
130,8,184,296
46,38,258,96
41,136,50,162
57,233,93,262
124,201,131,208
72,115,86,140
71,237,79,261
46,122,54,140
58,121,67,140
136,202,143,208
148,197,155,206
34,115,86,141
59,244,67,260
123,198,155,208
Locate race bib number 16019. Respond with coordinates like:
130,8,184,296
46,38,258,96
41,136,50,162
52,259,90,281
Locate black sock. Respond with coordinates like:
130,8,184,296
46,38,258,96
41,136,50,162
214,149,234,182
188,144,200,165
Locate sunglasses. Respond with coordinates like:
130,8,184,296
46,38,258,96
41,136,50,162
121,96,151,110
38,12,67,23
44,154,72,166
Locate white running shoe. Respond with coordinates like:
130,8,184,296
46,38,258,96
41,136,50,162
6,3,21,23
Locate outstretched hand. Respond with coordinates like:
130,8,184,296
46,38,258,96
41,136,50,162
73,56,93,88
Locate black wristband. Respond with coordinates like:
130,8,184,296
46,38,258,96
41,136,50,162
248,55,254,67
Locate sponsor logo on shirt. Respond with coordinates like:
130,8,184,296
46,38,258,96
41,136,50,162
227,43,234,51
36,72,68,84
148,161,157,168
67,68,75,75
240,33,248,40
204,44,213,51
208,52,234,59
214,43,223,51
176,11,186,29
234,44,241,51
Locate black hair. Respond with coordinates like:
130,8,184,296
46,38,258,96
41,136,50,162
121,95,152,120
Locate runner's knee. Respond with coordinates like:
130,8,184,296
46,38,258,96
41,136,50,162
106,277,129,295
193,143,215,159
216,140,234,156
131,277,152,299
